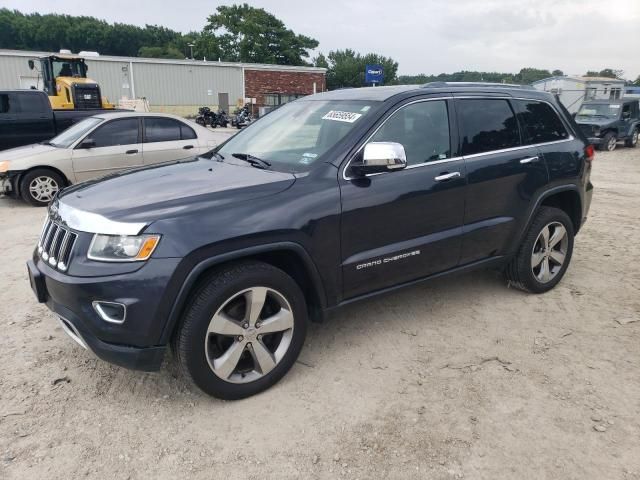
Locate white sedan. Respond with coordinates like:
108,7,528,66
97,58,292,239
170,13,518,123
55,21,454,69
0,112,232,206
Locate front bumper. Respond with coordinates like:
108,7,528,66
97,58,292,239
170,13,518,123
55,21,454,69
27,255,181,371
587,137,602,145
1,174,13,194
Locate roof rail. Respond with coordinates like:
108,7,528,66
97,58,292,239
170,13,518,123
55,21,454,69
421,81,534,90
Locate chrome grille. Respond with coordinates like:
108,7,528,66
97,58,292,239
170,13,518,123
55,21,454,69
37,216,78,272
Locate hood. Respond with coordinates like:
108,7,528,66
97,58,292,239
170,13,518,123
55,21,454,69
1,143,60,162
58,157,296,224
575,116,615,127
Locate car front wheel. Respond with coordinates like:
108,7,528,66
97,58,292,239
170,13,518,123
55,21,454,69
600,132,617,151
625,128,638,148
20,169,64,207
505,206,575,293
173,261,308,399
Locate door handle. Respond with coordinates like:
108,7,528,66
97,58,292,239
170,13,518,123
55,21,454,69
434,172,461,182
125,149,138,154
183,145,194,150
519,156,539,164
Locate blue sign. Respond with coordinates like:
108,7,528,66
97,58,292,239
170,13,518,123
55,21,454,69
365,64,384,84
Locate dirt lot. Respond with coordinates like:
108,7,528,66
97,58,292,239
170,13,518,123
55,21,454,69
1,147,639,480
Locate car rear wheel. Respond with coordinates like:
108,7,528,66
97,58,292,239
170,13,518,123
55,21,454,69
504,206,574,294
20,169,64,207
625,128,638,148
173,261,308,399
600,132,617,151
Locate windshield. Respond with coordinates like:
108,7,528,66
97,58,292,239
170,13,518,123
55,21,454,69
49,117,103,148
216,100,380,172
52,59,87,78
577,103,621,118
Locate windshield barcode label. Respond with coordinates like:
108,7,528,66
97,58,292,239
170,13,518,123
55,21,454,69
322,111,362,123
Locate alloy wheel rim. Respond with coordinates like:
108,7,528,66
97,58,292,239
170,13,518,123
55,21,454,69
531,221,569,284
205,287,294,384
633,131,638,145
29,176,59,202
607,136,617,151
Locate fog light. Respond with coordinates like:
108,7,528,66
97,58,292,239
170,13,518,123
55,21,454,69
92,301,126,324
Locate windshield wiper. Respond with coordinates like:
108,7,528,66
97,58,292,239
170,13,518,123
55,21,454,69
231,153,271,169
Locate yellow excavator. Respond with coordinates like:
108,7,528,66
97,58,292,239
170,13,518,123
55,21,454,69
28,53,114,110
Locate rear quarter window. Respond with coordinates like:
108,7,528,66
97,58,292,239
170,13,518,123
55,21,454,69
513,100,569,144
457,99,520,156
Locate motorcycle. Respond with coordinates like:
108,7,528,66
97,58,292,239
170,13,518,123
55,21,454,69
210,109,229,128
232,104,253,129
195,106,214,127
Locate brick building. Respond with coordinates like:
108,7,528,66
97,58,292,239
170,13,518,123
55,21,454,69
244,67,326,110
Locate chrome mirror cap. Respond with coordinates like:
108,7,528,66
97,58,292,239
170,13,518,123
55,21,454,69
359,142,407,173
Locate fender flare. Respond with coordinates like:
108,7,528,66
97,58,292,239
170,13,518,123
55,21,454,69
515,184,582,247
158,241,327,343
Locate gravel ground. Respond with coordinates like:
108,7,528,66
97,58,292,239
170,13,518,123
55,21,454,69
1,147,639,480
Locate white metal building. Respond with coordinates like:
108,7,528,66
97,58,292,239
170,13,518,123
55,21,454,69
532,76,626,113
0,49,325,116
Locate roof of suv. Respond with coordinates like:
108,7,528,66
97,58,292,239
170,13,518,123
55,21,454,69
582,99,635,105
308,82,547,102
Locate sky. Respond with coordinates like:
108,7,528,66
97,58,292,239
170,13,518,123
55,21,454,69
4,0,640,79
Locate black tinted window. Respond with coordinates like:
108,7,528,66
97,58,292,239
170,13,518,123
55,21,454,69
457,99,520,155
0,94,17,114
18,93,47,113
514,100,568,144
181,123,197,140
144,118,182,143
370,100,450,165
90,118,139,147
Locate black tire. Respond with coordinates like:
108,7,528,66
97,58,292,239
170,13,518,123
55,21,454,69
19,168,65,207
504,206,574,294
173,261,308,400
599,132,617,151
625,128,638,148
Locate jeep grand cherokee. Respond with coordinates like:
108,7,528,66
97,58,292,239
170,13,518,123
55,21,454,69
27,83,594,399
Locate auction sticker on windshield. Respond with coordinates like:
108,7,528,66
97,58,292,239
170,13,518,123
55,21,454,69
322,111,363,123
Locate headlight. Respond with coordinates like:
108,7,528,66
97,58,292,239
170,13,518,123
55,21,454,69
88,234,160,262
593,126,600,136
0,161,9,173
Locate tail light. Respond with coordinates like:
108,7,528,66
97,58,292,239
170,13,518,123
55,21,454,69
585,144,595,162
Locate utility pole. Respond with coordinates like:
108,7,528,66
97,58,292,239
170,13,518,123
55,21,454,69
188,43,195,60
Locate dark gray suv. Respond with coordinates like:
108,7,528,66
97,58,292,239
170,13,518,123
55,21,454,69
575,99,640,151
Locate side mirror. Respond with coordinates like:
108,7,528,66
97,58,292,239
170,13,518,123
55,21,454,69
350,142,407,176
79,138,96,149
28,59,35,70
622,111,631,120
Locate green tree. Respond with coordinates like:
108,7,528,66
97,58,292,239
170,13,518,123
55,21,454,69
634,75,640,86
585,69,624,79
514,68,552,84
203,3,318,65
322,49,398,89
0,8,184,57
552,69,564,76
313,53,329,69
138,45,184,59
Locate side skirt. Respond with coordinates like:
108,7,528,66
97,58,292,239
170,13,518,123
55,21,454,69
326,255,509,313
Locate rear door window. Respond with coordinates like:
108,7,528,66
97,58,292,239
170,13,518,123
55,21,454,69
90,118,139,147
17,93,47,113
457,99,521,155
0,93,18,114
513,100,569,144
180,123,197,140
144,118,182,143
